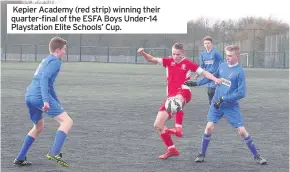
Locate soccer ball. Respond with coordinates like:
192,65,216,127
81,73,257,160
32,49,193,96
165,97,182,114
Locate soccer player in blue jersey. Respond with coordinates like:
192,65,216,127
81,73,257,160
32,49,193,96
193,36,224,104
185,45,267,165
13,37,73,167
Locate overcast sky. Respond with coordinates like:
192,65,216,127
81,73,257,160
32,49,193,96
188,0,290,25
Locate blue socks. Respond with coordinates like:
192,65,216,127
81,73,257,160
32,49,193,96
198,133,259,157
200,133,211,154
244,135,259,157
16,135,35,160
50,130,67,155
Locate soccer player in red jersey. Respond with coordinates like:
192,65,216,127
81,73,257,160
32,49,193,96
138,43,221,159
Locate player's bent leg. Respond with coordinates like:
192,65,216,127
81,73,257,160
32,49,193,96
47,110,73,167
175,94,186,123
237,127,267,165
227,107,267,165
154,111,170,134
53,112,73,134
28,119,45,138
14,121,42,166
154,111,179,159
14,120,44,166
175,94,186,106
204,122,215,134
194,122,215,163
14,98,44,166
166,112,183,138
195,104,222,163
167,90,191,138
237,126,249,138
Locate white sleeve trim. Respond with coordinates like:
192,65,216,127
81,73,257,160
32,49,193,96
196,67,204,75
156,58,163,65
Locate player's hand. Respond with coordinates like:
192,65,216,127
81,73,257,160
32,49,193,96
214,97,224,109
214,78,222,85
137,48,144,53
193,74,199,80
42,102,50,112
184,81,197,87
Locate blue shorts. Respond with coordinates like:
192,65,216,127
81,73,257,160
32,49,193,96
25,95,65,124
207,104,244,128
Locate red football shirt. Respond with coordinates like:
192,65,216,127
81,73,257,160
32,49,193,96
157,57,203,96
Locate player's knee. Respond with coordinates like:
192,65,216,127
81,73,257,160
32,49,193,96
153,122,163,132
154,111,167,131
237,127,249,138
34,123,44,133
153,119,165,133
205,127,213,134
33,119,44,132
205,122,214,134
56,112,73,128
65,116,73,128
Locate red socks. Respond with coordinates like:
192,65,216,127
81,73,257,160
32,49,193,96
160,130,174,147
160,110,184,148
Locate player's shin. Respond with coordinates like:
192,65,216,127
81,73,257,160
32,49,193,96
49,130,67,155
200,123,214,154
167,110,183,137
16,135,35,160
159,129,180,159
160,130,174,148
200,133,211,154
49,112,73,155
243,135,259,157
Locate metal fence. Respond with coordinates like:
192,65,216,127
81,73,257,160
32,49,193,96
2,1,289,68
1,43,288,68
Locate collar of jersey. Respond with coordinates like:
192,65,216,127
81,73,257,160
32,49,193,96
174,57,186,64
228,62,239,67
204,48,214,54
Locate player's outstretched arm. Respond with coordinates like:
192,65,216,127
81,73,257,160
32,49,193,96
197,68,220,86
185,65,220,87
200,70,221,85
183,77,211,87
137,48,159,64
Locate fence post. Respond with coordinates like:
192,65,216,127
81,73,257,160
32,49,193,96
135,47,138,64
283,51,286,68
252,28,256,68
193,40,195,62
35,45,37,62
66,44,68,62
20,44,23,62
164,47,166,57
222,23,225,58
79,34,82,62
107,46,110,63
4,43,7,62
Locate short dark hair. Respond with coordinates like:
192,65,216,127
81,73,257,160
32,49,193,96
203,36,213,43
49,37,67,53
172,42,184,50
